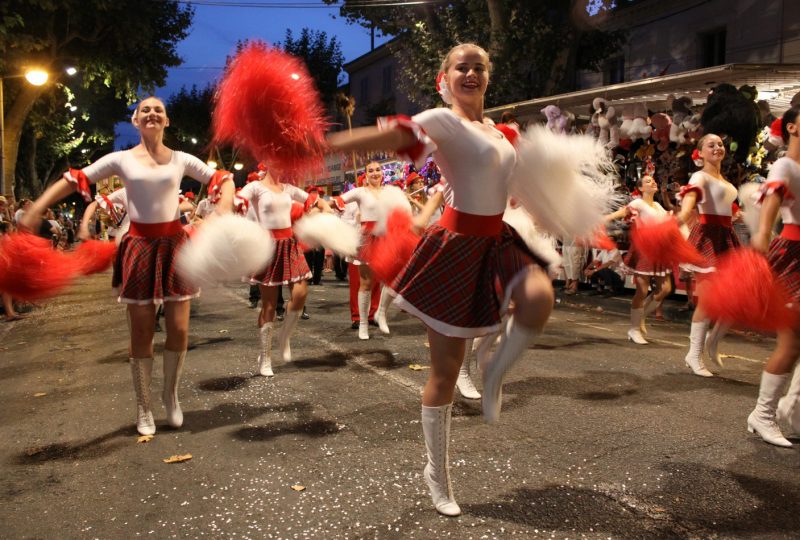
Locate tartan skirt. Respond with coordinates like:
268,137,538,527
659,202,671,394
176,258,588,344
621,244,671,277
768,236,800,306
679,222,740,274
251,236,311,287
389,222,548,338
112,230,199,305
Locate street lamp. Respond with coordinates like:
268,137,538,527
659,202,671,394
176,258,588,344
233,162,244,171
1,67,50,197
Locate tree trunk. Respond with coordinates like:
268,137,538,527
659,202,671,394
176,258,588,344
3,84,46,198
486,0,507,57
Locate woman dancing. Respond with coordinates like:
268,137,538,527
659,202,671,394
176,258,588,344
21,96,234,436
747,105,800,447
329,43,554,516
236,169,330,377
677,134,739,376
605,175,672,344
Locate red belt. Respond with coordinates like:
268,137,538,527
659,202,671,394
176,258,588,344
361,221,376,233
781,224,800,241
270,227,293,239
128,220,183,237
439,206,503,237
699,214,732,228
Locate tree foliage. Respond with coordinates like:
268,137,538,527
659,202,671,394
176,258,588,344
0,0,194,197
324,0,628,109
281,28,345,108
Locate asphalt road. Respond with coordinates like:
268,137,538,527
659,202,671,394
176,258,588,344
1,272,798,539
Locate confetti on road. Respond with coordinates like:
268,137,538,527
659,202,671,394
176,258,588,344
163,453,193,464
290,485,306,491
33,392,47,397
408,364,429,371
137,435,154,444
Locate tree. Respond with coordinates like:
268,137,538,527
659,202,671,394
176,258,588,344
281,28,345,108
0,0,194,197
323,0,628,109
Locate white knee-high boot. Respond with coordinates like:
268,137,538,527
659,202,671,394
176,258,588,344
358,290,370,340
258,323,274,377
421,404,461,517
130,357,155,435
482,316,540,423
747,371,792,447
456,339,481,400
684,320,713,377
705,321,731,367
162,350,186,429
640,293,654,335
777,364,800,437
627,308,648,345
376,287,392,334
278,309,301,362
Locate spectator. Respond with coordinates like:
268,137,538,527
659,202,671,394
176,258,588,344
584,248,624,296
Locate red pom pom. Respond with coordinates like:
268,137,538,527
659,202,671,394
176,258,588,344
703,249,796,331
290,202,305,223
362,210,420,284
213,42,327,181
592,228,617,250
73,240,117,275
0,233,79,301
631,219,704,267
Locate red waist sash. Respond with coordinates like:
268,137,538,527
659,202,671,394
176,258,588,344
781,223,800,241
439,206,503,237
699,214,732,228
128,220,183,238
270,227,293,239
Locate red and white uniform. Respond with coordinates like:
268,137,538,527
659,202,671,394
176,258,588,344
65,150,229,304
383,108,549,338
761,157,800,304
678,171,739,274
237,181,312,286
334,187,381,266
621,198,671,276
95,188,130,239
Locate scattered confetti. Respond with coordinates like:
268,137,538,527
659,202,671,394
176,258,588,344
218,329,229,334
291,484,306,491
33,392,47,397
137,435,154,444
163,453,193,464
408,364,430,371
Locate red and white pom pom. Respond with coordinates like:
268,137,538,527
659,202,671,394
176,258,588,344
507,125,619,239
631,218,704,267
72,240,117,276
374,185,412,236
176,214,275,287
363,210,420,284
703,249,796,331
213,41,327,180
590,227,618,251
0,233,80,301
502,206,561,276
293,213,360,257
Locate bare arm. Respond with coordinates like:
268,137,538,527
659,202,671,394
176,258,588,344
603,206,629,223
214,181,235,215
315,197,333,214
751,192,781,253
327,126,416,154
20,179,76,233
79,201,99,240
676,192,697,225
412,191,443,232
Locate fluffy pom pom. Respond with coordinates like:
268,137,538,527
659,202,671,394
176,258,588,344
591,228,618,250
631,218,704,267
363,210,420,284
0,233,79,301
737,182,762,236
508,125,619,238
293,213,360,257
374,185,412,236
176,215,275,286
73,240,117,275
502,206,561,275
290,202,305,223
703,249,796,331
213,42,327,180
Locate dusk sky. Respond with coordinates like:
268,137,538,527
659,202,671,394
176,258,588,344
116,2,391,147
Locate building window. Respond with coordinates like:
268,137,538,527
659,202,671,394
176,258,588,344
699,27,726,68
360,77,370,104
382,65,393,95
603,56,625,85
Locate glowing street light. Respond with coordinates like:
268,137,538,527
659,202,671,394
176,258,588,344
65,67,78,76
190,137,198,145
207,160,218,169
233,162,244,171
24,69,49,86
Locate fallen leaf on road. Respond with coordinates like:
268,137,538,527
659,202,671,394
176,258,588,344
423,342,430,348
218,329,229,334
33,392,47,397
163,453,192,463
291,485,306,491
408,364,430,371
137,435,154,444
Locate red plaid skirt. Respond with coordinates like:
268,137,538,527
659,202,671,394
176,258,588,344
112,230,199,304
680,222,740,274
389,222,548,338
769,236,800,305
621,244,670,276
251,236,311,286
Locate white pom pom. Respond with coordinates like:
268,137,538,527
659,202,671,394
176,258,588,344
508,125,619,239
294,213,360,257
176,214,274,286
738,182,762,236
503,206,562,276
374,185,412,235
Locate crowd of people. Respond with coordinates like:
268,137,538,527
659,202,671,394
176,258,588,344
3,42,799,521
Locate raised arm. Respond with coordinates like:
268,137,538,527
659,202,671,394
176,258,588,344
20,180,76,233
79,201,99,240
327,126,416,155
751,192,781,253
412,191,444,232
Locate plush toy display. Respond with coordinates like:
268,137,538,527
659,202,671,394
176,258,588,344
668,95,693,144
541,104,574,134
650,112,672,151
592,97,619,149
629,102,652,141
700,83,759,163
682,113,703,144
619,104,634,140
